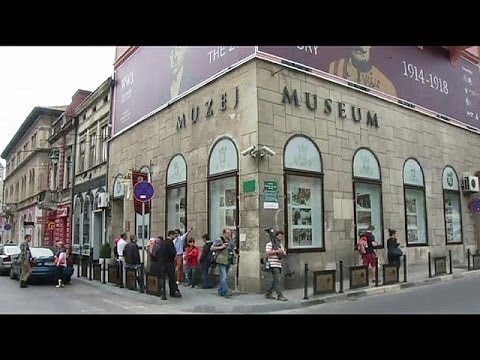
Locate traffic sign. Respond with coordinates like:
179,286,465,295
4,224,11,231
133,181,155,203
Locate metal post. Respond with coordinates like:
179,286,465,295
449,249,452,275
77,246,81,278
467,249,471,271
375,257,379,287
161,271,167,300
428,252,432,278
403,254,407,283
303,263,309,300
89,256,92,281
102,258,106,284
142,202,145,265
339,261,344,293
139,263,145,293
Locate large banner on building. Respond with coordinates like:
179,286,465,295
258,46,480,131
112,46,256,136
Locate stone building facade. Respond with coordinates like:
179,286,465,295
109,51,480,293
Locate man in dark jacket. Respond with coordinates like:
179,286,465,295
199,234,214,289
151,232,181,298
124,235,141,288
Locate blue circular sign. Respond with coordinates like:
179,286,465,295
133,181,155,203
4,224,11,231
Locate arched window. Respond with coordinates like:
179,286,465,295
403,158,428,245
83,195,91,254
353,148,383,246
73,196,83,252
442,166,462,244
284,135,324,251
166,154,187,234
208,137,239,241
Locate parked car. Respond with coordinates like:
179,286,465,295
0,244,21,275
10,247,74,284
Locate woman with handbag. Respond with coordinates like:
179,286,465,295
387,229,403,269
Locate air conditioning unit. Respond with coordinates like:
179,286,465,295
97,193,109,208
463,175,480,193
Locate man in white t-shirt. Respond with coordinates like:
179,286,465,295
265,230,287,301
116,233,128,286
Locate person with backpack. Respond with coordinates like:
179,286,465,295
199,234,214,289
360,224,378,283
150,233,181,298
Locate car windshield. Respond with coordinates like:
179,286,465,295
4,246,20,255
31,248,54,259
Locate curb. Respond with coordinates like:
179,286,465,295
72,269,480,313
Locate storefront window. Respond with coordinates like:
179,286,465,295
208,138,238,242
284,135,323,251
403,158,428,245
442,166,462,244
353,148,383,245
83,196,91,254
73,197,82,253
166,154,187,233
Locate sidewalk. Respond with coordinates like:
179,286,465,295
71,263,480,313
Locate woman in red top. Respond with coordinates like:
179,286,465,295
185,238,200,288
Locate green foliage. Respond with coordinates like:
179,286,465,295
100,242,112,258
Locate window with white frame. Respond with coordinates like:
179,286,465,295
403,158,428,245
208,138,238,242
284,135,324,251
166,155,187,233
89,132,97,167
442,166,462,244
353,148,383,246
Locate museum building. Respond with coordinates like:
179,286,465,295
108,46,480,292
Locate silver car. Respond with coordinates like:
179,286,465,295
0,244,21,275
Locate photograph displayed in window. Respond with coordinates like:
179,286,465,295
442,166,462,243
355,183,382,242
209,177,237,241
287,175,322,248
405,188,426,244
167,187,186,232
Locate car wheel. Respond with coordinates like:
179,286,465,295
10,268,16,280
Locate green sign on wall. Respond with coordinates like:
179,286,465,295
243,179,256,193
263,180,279,209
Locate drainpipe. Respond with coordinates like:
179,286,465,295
104,76,114,247
69,116,78,258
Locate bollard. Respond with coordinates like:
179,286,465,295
428,252,432,278
102,258,106,284
161,271,167,300
449,250,452,275
467,249,471,271
89,257,93,281
339,261,344,293
403,254,407,283
139,263,145,294
77,253,81,278
303,263,309,300
119,260,124,288
374,257,379,287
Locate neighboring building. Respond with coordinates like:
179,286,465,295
1,107,66,246
0,163,4,241
107,46,480,293
72,78,113,260
45,90,91,247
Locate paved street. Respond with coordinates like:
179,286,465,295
272,275,480,314
0,275,186,314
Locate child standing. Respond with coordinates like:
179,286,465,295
185,238,200,288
